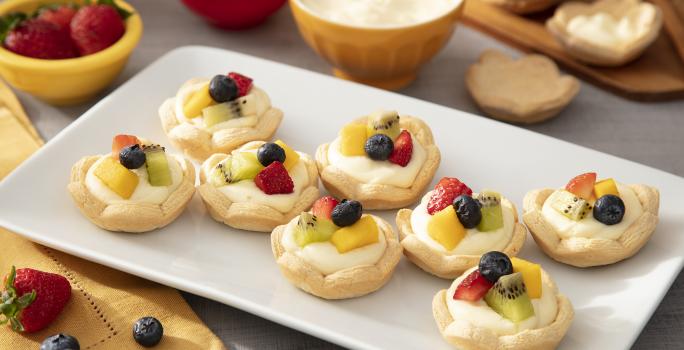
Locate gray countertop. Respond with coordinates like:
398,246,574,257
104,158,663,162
14,1,684,349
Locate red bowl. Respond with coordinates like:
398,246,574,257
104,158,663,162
181,0,287,30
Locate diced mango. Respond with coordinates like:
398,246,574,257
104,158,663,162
594,178,619,199
511,257,542,299
94,157,139,199
427,206,465,251
330,215,379,253
275,140,300,170
183,83,213,118
339,123,367,156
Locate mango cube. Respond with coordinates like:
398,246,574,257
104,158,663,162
94,157,139,199
427,206,465,251
275,140,300,170
183,83,213,118
330,215,379,253
339,123,367,156
594,178,619,199
511,257,542,299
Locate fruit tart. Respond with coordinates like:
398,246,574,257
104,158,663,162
271,196,402,299
198,140,319,232
396,178,527,279
315,110,440,210
68,134,195,232
159,72,283,161
433,252,574,350
523,172,659,267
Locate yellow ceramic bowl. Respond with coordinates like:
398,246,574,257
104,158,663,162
290,0,464,90
0,0,142,106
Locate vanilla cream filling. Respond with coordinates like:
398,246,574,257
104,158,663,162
541,183,642,240
85,153,184,205
281,215,387,275
410,191,515,255
327,132,427,188
445,267,558,336
300,0,458,27
566,4,656,50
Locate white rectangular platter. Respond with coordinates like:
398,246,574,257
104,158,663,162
1,46,684,350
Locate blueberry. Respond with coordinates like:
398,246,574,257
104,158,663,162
209,74,238,103
364,134,394,161
331,199,363,227
453,195,482,229
478,251,513,283
133,316,164,347
257,142,286,166
119,144,146,169
40,333,80,350
593,194,625,225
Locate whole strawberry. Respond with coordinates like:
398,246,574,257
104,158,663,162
70,3,126,55
36,5,77,31
0,266,71,333
427,177,473,215
3,18,77,59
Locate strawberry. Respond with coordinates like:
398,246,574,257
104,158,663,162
453,269,493,302
70,4,125,56
37,5,77,31
228,72,253,97
3,18,77,59
312,196,339,220
254,161,294,194
388,130,413,167
427,177,473,215
112,134,140,159
565,172,596,200
1,266,71,333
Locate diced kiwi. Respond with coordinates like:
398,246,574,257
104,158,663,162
484,272,535,323
143,145,172,186
294,212,338,248
366,110,401,139
230,152,263,182
209,157,232,187
202,101,242,127
551,190,592,221
477,190,504,232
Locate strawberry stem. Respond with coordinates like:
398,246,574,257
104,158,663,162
0,266,36,332
98,0,133,19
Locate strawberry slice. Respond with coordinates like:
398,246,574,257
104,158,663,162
388,130,413,167
254,161,294,194
427,177,472,215
312,196,339,220
112,134,140,159
453,269,493,302
565,172,597,200
228,72,253,97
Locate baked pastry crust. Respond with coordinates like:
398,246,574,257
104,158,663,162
159,78,283,161
67,155,196,233
396,205,527,279
480,0,558,14
271,214,402,299
315,116,441,210
198,141,320,233
432,269,574,350
523,184,659,267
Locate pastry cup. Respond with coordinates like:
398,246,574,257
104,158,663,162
432,269,574,350
198,141,320,233
547,0,663,67
159,78,283,161
481,0,558,14
67,155,196,233
271,214,403,299
522,184,659,267
315,116,441,210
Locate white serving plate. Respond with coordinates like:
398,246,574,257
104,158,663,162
1,46,683,350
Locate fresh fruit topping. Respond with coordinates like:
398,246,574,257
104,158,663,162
37,6,77,31
427,205,466,251
366,110,400,139
202,101,244,127
184,83,213,118
388,130,413,167
70,3,125,55
228,72,253,97
453,269,494,302
229,152,263,182
94,157,139,199
364,134,394,161
4,18,77,59
331,199,363,227
257,142,286,167
478,251,513,283
593,194,625,225
565,172,596,200
427,177,473,215
274,140,300,170
112,134,140,159
208,74,238,103
330,215,379,253
511,257,542,299
551,190,592,221
210,157,232,187
119,144,146,169
254,161,294,194
339,123,367,156
132,316,164,347
476,190,504,232
312,196,339,220
1,266,71,333
294,212,338,248
143,145,172,187
40,333,80,350
453,195,482,229
484,272,535,323
594,178,619,199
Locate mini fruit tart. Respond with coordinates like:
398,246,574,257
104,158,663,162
159,72,283,161
315,110,440,210
271,196,402,299
396,177,526,279
68,134,195,233
433,251,574,350
198,140,319,232
523,172,659,267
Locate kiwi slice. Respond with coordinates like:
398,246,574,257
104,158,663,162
366,110,400,139
294,212,338,248
484,272,535,323
551,190,592,221
230,152,263,182
202,100,244,127
143,145,172,187
477,190,504,232
209,157,233,187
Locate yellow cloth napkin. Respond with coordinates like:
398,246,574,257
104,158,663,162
0,81,226,349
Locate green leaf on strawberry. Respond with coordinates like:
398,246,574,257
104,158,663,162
0,12,27,42
96,0,133,19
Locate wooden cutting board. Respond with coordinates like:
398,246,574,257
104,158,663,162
461,0,684,101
